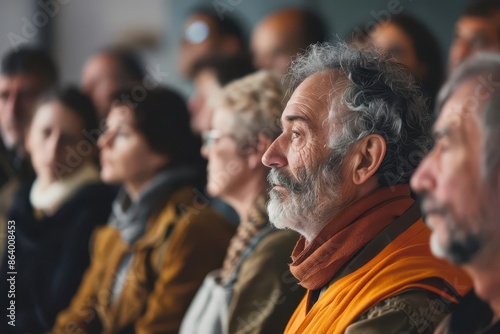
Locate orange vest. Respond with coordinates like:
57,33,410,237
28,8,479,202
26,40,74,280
284,220,472,334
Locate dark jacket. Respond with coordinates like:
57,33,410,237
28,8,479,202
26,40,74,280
0,182,116,334
435,289,500,334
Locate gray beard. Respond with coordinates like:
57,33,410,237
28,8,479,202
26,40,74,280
266,153,343,239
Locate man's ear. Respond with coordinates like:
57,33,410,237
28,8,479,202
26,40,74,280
350,134,386,185
247,134,273,170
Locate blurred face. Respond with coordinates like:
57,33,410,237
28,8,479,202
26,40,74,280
449,16,500,70
27,101,88,185
251,21,298,74
262,72,346,240
81,54,121,120
188,69,220,134
201,109,248,200
98,105,168,191
0,74,44,149
178,14,220,78
411,79,499,265
251,27,291,74
370,22,424,78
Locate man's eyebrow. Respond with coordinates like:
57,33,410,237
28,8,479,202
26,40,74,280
283,114,314,128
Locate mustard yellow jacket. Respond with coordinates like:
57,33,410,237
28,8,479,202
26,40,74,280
53,186,235,334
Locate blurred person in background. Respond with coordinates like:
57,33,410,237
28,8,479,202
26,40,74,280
0,87,115,334
0,47,58,270
181,71,304,334
351,13,444,110
449,0,500,70
0,48,58,177
188,53,255,135
411,53,500,334
251,8,328,74
81,48,145,120
54,87,235,334
189,53,256,226
178,6,247,79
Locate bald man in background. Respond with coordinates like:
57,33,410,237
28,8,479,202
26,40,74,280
251,8,328,74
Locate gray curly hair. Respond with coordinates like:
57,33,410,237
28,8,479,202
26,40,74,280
287,41,432,187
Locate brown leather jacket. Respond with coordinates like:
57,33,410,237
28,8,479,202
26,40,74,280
53,186,235,334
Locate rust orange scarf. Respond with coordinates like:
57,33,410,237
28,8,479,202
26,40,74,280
285,220,472,334
290,184,414,290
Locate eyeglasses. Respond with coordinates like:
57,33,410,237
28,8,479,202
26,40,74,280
184,20,210,44
201,129,234,148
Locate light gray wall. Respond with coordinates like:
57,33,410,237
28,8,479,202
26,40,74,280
0,1,41,55
52,0,169,86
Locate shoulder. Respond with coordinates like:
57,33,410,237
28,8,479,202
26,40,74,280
346,289,452,334
69,182,118,205
151,186,235,242
238,229,299,280
435,289,495,334
8,181,33,214
250,229,299,262
90,224,122,256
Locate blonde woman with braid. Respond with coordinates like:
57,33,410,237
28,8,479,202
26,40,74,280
181,71,305,334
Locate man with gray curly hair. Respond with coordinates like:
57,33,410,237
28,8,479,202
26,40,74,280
262,42,472,333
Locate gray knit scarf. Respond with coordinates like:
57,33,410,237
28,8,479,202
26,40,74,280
108,165,198,303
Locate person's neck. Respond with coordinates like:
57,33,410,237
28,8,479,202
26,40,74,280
465,251,500,319
125,176,156,202
223,176,268,223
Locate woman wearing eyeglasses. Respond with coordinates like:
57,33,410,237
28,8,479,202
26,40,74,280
180,71,305,334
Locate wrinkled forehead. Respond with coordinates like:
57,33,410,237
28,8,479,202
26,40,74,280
289,70,346,105
287,70,349,119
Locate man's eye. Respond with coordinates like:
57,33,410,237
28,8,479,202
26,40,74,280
291,131,301,141
437,140,450,153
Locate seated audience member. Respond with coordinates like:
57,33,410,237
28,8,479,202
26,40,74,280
180,71,304,334
188,53,255,135
0,47,58,181
411,53,500,334
0,87,115,334
449,0,500,70
81,48,145,120
53,87,235,334
352,13,444,109
178,7,246,79
0,48,58,260
261,42,472,333
251,8,328,74
189,54,256,226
